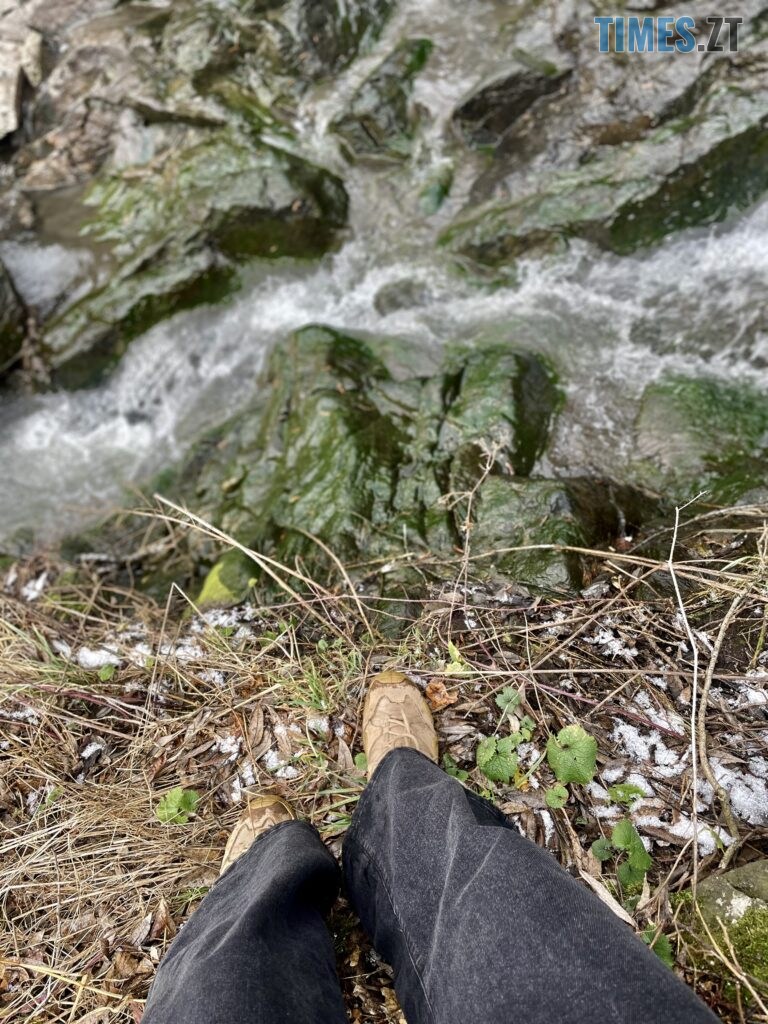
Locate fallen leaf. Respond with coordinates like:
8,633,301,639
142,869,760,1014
426,678,458,711
579,870,635,926
149,897,176,941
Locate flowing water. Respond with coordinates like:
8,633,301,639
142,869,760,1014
2,0,768,548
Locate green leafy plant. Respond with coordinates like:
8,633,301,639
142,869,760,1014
155,787,201,825
608,782,646,808
354,752,368,774
642,928,675,967
476,736,518,784
546,724,597,785
98,663,116,682
443,640,470,676
591,819,652,888
545,783,569,809
495,687,522,713
442,752,469,782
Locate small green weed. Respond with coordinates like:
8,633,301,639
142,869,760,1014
155,787,200,824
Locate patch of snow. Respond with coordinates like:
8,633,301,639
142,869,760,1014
230,776,243,803
172,641,205,662
240,761,256,787
543,610,569,637
307,716,330,737
4,565,18,590
77,646,121,670
80,741,105,759
214,735,241,763
539,810,555,845
626,773,655,797
127,642,153,667
710,758,768,825
21,572,48,601
729,893,753,921
200,669,225,688
645,675,667,691
263,749,285,772
586,626,638,661
26,782,55,814
634,813,731,857
52,638,72,659
601,766,624,784
611,722,688,779
633,690,686,736
274,765,300,780
6,706,40,725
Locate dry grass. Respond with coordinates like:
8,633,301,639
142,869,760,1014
2,504,768,1022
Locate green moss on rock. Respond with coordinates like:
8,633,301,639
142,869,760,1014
42,132,348,382
632,375,768,503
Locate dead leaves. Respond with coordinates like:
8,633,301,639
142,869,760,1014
425,678,458,711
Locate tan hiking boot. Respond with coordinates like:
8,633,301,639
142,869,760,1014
362,671,438,779
220,795,295,876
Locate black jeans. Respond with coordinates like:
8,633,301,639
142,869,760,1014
143,749,718,1023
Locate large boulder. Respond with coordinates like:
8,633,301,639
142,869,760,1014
41,132,349,384
630,375,768,504
441,14,768,267
160,327,588,604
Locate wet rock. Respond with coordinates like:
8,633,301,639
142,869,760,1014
296,0,395,79
170,328,582,601
0,259,26,372
42,132,349,382
632,375,768,504
443,13,768,267
331,39,433,159
453,59,571,149
471,477,586,592
0,4,44,140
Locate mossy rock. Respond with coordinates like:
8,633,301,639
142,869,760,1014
187,328,577,603
631,375,768,504
331,39,433,159
471,476,586,592
0,258,26,374
686,861,768,1006
442,66,768,266
42,132,348,382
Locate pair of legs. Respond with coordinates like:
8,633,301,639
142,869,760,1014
143,676,718,1023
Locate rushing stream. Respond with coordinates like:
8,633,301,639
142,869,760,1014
1,0,768,549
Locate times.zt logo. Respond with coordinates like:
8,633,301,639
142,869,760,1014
595,16,743,53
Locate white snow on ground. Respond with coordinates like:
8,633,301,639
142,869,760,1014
634,812,731,857
585,625,638,661
21,572,48,601
633,690,686,735
307,716,330,736
611,721,687,779
262,748,300,780
80,740,104,760
214,735,242,762
7,706,40,725
77,646,121,669
710,757,768,826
